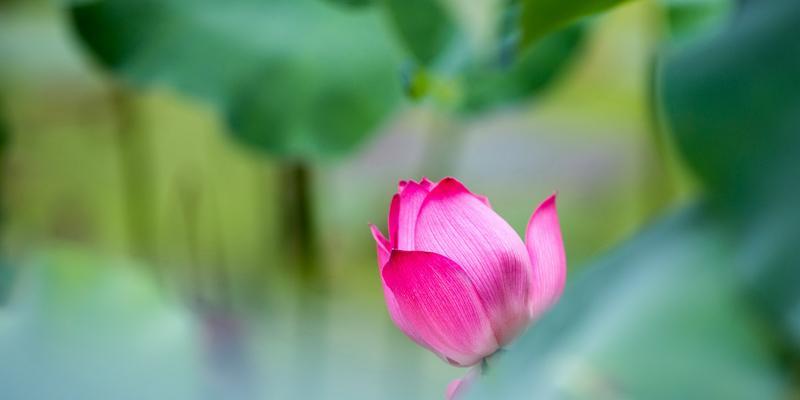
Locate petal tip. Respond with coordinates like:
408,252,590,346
541,192,557,208
428,177,466,196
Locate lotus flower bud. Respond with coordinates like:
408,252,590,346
370,177,566,367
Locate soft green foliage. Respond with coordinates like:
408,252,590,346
325,0,374,8
459,24,585,113
662,0,800,347
520,0,632,49
382,0,454,65
69,0,403,159
380,0,586,111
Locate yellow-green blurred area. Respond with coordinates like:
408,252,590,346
2,0,799,399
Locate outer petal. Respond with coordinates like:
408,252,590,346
525,194,567,318
372,224,432,350
382,250,498,366
391,181,430,250
414,178,532,346
369,224,391,268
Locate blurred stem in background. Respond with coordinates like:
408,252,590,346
0,92,6,239
174,173,259,399
109,84,158,268
0,91,11,304
278,160,328,399
279,161,322,289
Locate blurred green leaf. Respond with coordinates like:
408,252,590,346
467,206,791,399
460,23,585,113
661,0,800,205
381,0,585,109
661,0,800,347
69,0,403,159
520,0,631,49
382,0,454,65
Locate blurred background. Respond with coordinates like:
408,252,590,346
0,0,798,399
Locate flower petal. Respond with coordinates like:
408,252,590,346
414,178,531,346
446,367,480,400
374,240,437,354
381,283,436,355
369,224,391,268
392,181,430,250
419,177,435,191
474,194,492,208
525,193,567,318
387,194,400,248
382,250,498,366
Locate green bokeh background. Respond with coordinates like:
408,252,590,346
1,0,797,399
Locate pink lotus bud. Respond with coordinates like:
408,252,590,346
370,177,566,367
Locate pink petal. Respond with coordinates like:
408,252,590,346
414,178,532,346
446,367,480,400
381,285,437,355
474,194,492,208
382,250,498,366
388,194,400,249
392,181,430,250
419,177,435,191
525,193,567,318
373,224,432,349
427,177,490,208
373,243,437,353
369,224,391,268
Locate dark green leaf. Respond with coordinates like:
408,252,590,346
661,0,800,347
69,0,403,159
520,0,632,49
